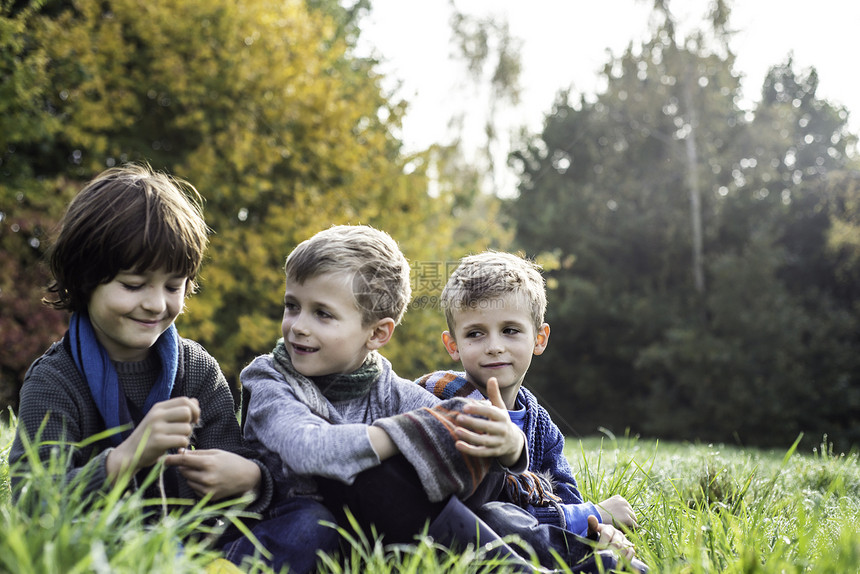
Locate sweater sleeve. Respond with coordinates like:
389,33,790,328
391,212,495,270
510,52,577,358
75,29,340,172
540,429,585,505
9,342,115,503
241,356,380,484
371,398,492,502
386,373,441,413
561,501,602,536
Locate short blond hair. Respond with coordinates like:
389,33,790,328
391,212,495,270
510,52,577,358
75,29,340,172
441,251,546,332
285,225,411,326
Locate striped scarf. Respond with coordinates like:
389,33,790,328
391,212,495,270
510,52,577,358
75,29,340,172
416,370,561,507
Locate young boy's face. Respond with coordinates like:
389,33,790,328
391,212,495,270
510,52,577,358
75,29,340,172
442,292,549,409
281,271,386,377
88,267,187,362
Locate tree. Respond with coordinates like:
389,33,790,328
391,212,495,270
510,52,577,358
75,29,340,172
509,1,743,436
0,0,481,407
0,1,71,413
448,2,522,197
509,1,860,449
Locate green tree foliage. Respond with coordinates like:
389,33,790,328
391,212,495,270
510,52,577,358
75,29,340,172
510,3,860,449
0,1,71,412
447,1,523,197
0,0,489,406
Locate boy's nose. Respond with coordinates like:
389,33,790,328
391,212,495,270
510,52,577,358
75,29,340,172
486,337,504,355
290,316,310,336
141,288,167,313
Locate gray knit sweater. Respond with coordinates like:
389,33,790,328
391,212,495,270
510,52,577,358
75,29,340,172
10,337,273,514
241,352,440,496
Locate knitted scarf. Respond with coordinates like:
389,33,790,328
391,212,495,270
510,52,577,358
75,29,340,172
417,370,485,401
416,370,561,507
372,398,492,502
68,312,178,446
271,339,381,420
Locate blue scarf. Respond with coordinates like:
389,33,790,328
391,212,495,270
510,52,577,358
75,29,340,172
68,312,179,446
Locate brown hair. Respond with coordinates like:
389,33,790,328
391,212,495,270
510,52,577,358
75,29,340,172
285,225,412,326
45,163,210,312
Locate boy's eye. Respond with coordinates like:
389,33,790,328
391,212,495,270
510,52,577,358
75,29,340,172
121,283,142,291
465,330,482,338
503,327,521,335
315,309,333,319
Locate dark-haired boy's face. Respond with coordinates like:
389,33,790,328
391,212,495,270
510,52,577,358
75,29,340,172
88,267,187,361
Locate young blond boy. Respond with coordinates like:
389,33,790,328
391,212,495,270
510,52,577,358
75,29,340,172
242,227,641,572
419,251,641,557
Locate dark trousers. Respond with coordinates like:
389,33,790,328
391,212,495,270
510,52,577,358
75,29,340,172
317,455,647,572
316,454,447,544
220,497,340,573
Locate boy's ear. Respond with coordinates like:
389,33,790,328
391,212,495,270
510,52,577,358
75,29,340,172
533,323,550,356
366,318,396,350
441,331,460,361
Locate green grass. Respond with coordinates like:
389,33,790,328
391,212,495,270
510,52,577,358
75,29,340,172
2,418,859,573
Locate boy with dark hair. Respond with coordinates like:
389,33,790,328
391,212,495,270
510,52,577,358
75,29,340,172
10,164,336,573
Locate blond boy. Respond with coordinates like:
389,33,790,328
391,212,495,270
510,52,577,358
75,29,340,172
419,251,640,558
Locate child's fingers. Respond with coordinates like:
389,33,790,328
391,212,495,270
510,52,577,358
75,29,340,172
181,477,212,497
149,398,201,424
176,465,212,485
595,524,635,556
460,401,506,423
163,450,197,468
454,426,507,452
485,377,506,409
586,515,600,540
162,453,183,467
146,434,192,455
454,439,504,458
455,411,505,435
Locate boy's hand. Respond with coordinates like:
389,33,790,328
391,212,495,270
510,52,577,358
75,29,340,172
453,377,525,467
587,515,636,561
107,397,200,479
164,448,261,501
597,494,639,529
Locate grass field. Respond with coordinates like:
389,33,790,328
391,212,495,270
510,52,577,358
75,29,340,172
2,418,859,573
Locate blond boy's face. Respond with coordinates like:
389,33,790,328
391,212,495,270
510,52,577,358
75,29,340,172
282,271,390,377
442,293,549,409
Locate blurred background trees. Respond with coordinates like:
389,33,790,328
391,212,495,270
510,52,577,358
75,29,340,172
509,1,860,449
0,0,506,409
1,0,858,450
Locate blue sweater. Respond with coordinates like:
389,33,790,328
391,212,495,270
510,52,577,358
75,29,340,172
417,370,600,535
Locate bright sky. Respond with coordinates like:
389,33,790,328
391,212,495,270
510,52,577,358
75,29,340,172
358,0,860,163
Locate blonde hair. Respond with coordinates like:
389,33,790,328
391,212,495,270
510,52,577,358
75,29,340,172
441,251,546,332
285,225,411,325
45,163,209,312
